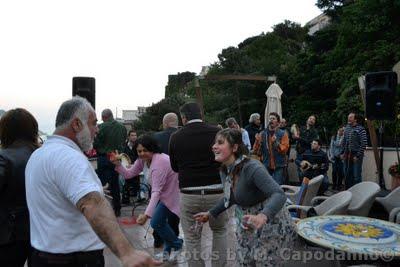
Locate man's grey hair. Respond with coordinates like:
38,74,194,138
225,117,238,127
249,113,260,123
101,109,114,121
55,96,93,130
163,113,178,129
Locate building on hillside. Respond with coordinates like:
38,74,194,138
122,110,139,122
122,106,147,121
119,106,148,131
306,13,331,35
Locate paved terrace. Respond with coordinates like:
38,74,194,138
107,204,238,267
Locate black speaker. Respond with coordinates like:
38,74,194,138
365,71,397,120
72,77,96,109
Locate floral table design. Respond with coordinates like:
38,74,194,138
296,215,400,257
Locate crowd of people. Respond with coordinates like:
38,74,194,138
0,96,369,267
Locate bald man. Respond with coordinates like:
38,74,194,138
153,113,179,155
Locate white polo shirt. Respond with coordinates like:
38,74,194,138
26,135,105,253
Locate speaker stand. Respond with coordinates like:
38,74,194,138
378,121,385,188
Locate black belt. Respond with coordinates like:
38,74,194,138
181,189,223,195
32,248,103,263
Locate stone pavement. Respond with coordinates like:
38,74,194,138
105,204,238,267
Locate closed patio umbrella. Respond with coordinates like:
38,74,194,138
264,83,283,127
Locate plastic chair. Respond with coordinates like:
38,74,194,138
282,175,324,206
287,191,352,221
346,182,381,216
389,207,400,224
376,186,400,214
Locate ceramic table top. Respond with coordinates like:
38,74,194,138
296,215,400,256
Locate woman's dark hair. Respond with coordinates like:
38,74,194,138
216,128,248,158
331,125,344,138
134,134,161,153
0,108,39,149
216,128,249,183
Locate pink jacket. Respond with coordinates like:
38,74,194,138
115,153,180,218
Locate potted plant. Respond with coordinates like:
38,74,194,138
389,111,400,190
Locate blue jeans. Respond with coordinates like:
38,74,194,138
150,202,182,253
343,156,363,189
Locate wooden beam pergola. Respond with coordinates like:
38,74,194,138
204,74,268,82
194,74,274,125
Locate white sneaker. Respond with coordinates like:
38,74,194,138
168,248,183,262
154,251,169,262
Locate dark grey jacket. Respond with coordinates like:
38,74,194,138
153,127,177,155
210,159,286,220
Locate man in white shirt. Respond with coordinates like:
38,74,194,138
26,96,160,267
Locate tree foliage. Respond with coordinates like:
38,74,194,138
165,71,196,98
135,0,400,143
133,94,188,133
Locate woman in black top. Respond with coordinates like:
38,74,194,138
0,108,40,267
194,128,296,267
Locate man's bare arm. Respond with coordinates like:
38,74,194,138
76,191,134,259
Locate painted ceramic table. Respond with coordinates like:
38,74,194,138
296,215,400,257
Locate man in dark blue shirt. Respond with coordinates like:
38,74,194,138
296,139,329,195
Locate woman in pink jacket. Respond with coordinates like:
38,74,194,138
112,135,182,258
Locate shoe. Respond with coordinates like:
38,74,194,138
169,247,183,262
154,252,169,262
168,238,183,262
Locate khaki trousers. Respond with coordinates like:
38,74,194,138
180,192,228,267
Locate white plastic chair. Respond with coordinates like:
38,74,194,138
287,191,352,221
389,207,400,224
376,186,400,214
281,175,324,207
347,181,381,216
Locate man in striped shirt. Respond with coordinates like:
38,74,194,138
341,112,368,189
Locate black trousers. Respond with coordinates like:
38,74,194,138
332,156,344,189
31,248,104,267
0,240,31,267
97,155,121,212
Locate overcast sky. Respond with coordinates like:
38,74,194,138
0,0,321,134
